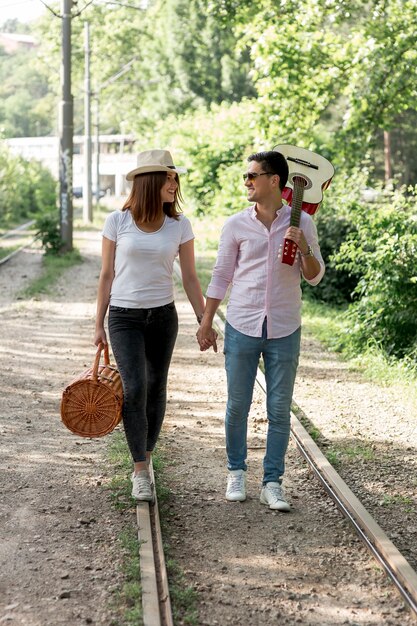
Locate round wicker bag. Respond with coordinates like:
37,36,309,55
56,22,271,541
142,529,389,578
61,343,123,437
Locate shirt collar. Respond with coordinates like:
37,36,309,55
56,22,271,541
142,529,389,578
249,204,284,221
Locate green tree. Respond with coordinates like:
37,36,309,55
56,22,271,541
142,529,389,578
0,143,56,224
34,0,255,137
0,44,54,137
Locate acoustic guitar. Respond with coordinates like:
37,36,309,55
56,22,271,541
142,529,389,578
273,144,334,266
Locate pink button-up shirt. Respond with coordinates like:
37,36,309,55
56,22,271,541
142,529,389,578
206,205,325,338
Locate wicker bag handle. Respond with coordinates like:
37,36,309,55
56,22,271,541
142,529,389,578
92,343,110,380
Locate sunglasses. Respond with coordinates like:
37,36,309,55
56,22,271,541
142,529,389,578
242,171,273,182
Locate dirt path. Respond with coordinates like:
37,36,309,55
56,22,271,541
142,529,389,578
0,233,128,625
163,304,416,626
0,229,416,626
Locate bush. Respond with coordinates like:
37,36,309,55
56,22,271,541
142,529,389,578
35,213,63,255
0,143,56,225
332,186,417,359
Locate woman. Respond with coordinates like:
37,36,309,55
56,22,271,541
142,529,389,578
94,149,213,501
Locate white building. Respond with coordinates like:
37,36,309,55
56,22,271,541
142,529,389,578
5,134,137,197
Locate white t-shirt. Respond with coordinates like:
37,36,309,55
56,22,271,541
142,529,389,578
102,209,194,308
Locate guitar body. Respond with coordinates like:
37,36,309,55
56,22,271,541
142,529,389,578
273,144,334,265
274,144,334,215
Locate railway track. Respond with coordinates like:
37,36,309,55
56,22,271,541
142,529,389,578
136,461,174,626
0,220,38,266
137,265,417,623
5,231,414,620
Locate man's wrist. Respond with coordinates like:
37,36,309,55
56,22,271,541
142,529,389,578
301,245,314,257
196,314,203,324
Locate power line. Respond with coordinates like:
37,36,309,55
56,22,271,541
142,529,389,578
72,0,95,17
95,0,144,10
38,0,96,18
39,0,61,18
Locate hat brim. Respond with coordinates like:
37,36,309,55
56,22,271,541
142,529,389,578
126,165,187,181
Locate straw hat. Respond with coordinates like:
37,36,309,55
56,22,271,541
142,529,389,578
126,149,186,181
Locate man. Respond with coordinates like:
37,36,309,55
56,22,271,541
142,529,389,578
197,150,324,511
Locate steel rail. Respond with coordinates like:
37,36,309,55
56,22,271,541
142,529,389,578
0,219,35,240
156,261,417,620
136,459,174,626
0,237,40,266
0,221,39,267
0,209,80,267
208,311,417,618
289,404,417,617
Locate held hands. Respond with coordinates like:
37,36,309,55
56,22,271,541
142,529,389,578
196,323,218,353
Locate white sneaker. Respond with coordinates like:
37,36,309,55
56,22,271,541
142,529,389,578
131,470,154,502
226,470,246,502
260,482,290,511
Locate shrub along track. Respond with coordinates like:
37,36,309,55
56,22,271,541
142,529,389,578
0,228,416,625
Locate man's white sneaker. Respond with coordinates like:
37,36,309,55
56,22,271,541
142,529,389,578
226,469,246,502
260,482,290,511
131,470,154,502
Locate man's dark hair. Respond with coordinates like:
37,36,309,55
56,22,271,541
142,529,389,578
248,151,289,191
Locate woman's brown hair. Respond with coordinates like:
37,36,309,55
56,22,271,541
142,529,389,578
122,172,183,222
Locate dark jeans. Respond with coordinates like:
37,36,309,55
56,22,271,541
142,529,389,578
108,302,178,462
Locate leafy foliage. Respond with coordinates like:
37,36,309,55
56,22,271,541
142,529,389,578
0,36,55,138
153,100,261,216
332,188,417,358
0,144,56,224
35,213,63,255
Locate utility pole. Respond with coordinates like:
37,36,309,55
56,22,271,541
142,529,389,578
83,21,93,222
59,0,73,251
94,93,100,205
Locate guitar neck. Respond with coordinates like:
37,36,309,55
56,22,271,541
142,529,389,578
290,179,304,227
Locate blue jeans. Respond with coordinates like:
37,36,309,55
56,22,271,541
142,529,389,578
108,303,178,462
224,320,301,484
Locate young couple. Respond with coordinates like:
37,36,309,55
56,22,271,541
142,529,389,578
94,148,324,510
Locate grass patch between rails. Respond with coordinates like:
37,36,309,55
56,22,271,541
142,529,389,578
0,217,37,235
111,528,142,626
18,249,83,299
156,445,199,626
106,431,198,625
106,431,143,625
0,245,19,261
